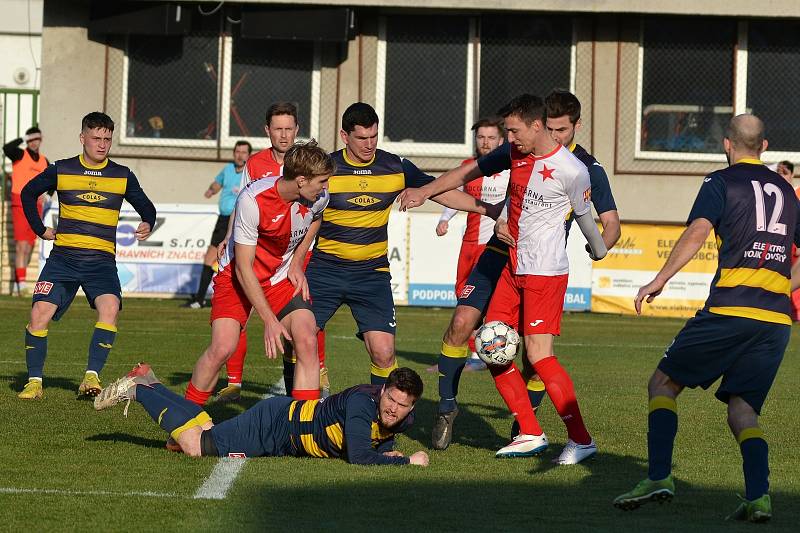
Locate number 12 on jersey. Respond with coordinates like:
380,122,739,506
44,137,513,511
752,180,786,235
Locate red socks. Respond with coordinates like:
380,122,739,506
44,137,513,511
15,267,26,283
185,381,213,406
490,362,543,436
225,329,248,385
534,355,591,444
292,389,321,400
317,330,326,367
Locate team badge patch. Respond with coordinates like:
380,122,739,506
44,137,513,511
459,285,475,298
77,192,107,203
583,187,592,203
33,281,53,295
227,452,247,458
347,195,380,206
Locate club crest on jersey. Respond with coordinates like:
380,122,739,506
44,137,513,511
33,281,53,295
358,179,369,190
459,285,475,298
347,194,380,206
77,192,107,203
583,187,591,202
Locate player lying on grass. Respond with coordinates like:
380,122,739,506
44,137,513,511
95,363,429,466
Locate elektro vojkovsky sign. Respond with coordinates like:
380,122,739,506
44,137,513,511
591,223,718,318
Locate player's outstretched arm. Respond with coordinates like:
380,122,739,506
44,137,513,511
429,188,500,219
436,207,458,236
791,257,800,291
408,451,430,466
234,242,289,358
124,173,157,240
575,211,607,261
598,210,621,250
398,160,483,211
205,181,222,199
634,218,712,314
344,396,412,466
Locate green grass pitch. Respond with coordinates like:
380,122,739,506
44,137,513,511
1,296,799,531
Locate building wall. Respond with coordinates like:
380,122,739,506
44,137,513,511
37,1,800,220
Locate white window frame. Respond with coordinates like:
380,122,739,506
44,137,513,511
737,20,798,163
376,16,476,158
120,34,321,149
633,19,800,163
219,36,321,150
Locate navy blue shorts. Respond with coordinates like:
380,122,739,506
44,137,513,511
209,396,294,457
32,253,122,321
659,310,789,414
306,258,396,338
456,245,508,313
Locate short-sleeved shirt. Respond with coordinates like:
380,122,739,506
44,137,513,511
439,158,510,244
690,159,800,325
479,142,592,276
240,148,282,189
219,177,328,287
214,162,243,216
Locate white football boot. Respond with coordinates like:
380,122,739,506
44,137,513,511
495,432,549,458
553,438,597,465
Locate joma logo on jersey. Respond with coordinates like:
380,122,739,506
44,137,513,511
83,170,102,176
348,195,380,206
76,192,107,203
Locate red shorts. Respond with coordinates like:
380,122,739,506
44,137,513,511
210,271,297,328
11,195,43,244
485,264,568,336
455,241,486,295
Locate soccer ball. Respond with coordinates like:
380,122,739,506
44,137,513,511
475,321,520,366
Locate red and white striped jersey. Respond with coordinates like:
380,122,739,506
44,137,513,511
507,144,592,276
439,158,510,244
239,148,282,189
220,177,328,286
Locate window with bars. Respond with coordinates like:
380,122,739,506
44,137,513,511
637,17,800,161
122,30,319,148
377,14,574,157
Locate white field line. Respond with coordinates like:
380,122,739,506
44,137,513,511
0,487,183,498
262,375,287,399
193,457,248,500
0,360,285,370
191,375,286,500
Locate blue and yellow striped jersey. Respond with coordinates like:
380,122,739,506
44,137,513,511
20,154,156,261
288,384,413,465
689,159,800,325
313,149,433,271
